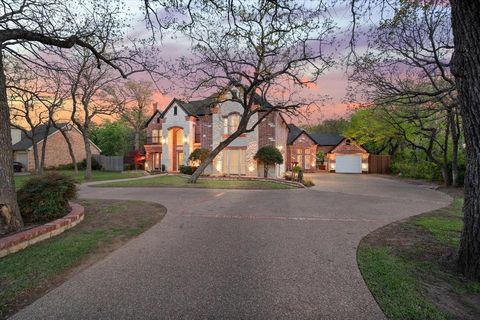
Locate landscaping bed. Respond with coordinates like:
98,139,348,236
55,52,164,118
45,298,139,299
94,174,298,189
357,189,480,319
0,199,165,319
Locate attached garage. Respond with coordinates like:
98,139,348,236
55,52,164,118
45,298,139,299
335,155,362,173
328,138,369,174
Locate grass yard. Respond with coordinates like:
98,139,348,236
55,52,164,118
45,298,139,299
357,196,480,320
14,170,144,189
0,199,165,319
95,174,296,189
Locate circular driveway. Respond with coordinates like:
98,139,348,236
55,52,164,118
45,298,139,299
12,174,451,319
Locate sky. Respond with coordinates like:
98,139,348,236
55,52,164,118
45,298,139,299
123,1,360,125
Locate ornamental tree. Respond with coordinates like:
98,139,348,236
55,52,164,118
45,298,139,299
254,146,283,178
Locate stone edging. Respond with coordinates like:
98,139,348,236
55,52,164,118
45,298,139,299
173,173,305,188
0,202,85,258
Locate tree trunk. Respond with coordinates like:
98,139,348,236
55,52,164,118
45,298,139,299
39,122,51,175
451,0,480,280
0,48,23,232
83,132,92,180
264,163,268,178
134,130,140,151
449,108,460,187
31,139,40,175
188,130,245,183
60,129,78,174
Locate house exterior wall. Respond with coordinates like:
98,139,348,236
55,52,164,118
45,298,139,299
286,133,317,172
327,139,369,173
24,129,100,172
143,95,288,178
211,97,259,177
159,102,195,171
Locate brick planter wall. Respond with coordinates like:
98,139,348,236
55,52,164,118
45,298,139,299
0,202,85,258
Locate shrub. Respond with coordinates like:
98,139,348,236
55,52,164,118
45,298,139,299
254,146,283,178
17,172,77,223
189,148,210,164
79,157,102,171
179,165,198,175
302,179,315,187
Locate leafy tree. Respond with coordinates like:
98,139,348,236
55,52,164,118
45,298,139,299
189,148,209,165
344,108,402,155
254,146,283,178
90,121,133,156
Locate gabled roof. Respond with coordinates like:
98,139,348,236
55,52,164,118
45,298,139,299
12,124,65,151
310,133,343,146
12,123,102,153
287,124,303,144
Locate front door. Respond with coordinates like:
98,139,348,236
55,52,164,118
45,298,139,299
153,152,161,170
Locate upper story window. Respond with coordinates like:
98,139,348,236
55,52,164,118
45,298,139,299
174,106,178,115
156,117,161,124
345,139,351,145
224,113,240,135
151,129,162,144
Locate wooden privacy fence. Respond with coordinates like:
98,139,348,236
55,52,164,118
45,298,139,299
368,155,391,174
93,155,124,172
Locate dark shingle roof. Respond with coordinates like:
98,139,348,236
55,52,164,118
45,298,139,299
310,133,344,146
12,125,63,151
180,97,216,116
287,124,303,144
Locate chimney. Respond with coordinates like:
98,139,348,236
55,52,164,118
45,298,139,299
11,128,22,145
152,102,159,114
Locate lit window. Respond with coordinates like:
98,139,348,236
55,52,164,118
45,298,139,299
228,113,240,134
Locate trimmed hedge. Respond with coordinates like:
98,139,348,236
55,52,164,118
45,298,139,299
179,165,198,175
17,172,77,223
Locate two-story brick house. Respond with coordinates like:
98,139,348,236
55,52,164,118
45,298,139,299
144,89,290,178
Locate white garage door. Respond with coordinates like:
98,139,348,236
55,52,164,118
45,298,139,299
335,155,362,173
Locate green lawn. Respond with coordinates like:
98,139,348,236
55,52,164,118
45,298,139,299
0,199,165,319
95,174,296,189
14,170,144,189
357,196,480,319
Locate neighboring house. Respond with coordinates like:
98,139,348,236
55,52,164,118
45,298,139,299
286,124,369,173
11,124,101,172
144,87,289,178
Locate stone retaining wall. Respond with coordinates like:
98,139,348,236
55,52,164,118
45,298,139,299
0,202,85,258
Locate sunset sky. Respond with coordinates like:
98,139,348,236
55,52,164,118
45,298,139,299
123,1,359,125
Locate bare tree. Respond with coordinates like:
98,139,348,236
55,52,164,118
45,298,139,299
164,0,335,183
0,0,142,232
8,66,49,175
116,80,154,152
59,48,124,180
348,0,459,185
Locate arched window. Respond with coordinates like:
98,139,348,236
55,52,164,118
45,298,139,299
345,139,351,145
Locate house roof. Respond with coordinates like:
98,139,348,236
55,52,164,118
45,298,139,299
287,124,345,147
12,124,101,153
12,124,65,151
310,133,344,146
287,124,303,144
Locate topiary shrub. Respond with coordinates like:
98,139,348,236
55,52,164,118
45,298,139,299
254,146,283,178
179,165,198,175
17,172,78,223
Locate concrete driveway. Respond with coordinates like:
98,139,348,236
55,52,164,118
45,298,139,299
12,174,451,319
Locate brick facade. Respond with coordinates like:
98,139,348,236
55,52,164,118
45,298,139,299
258,112,276,148
25,128,100,171
196,114,213,150
286,133,317,171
